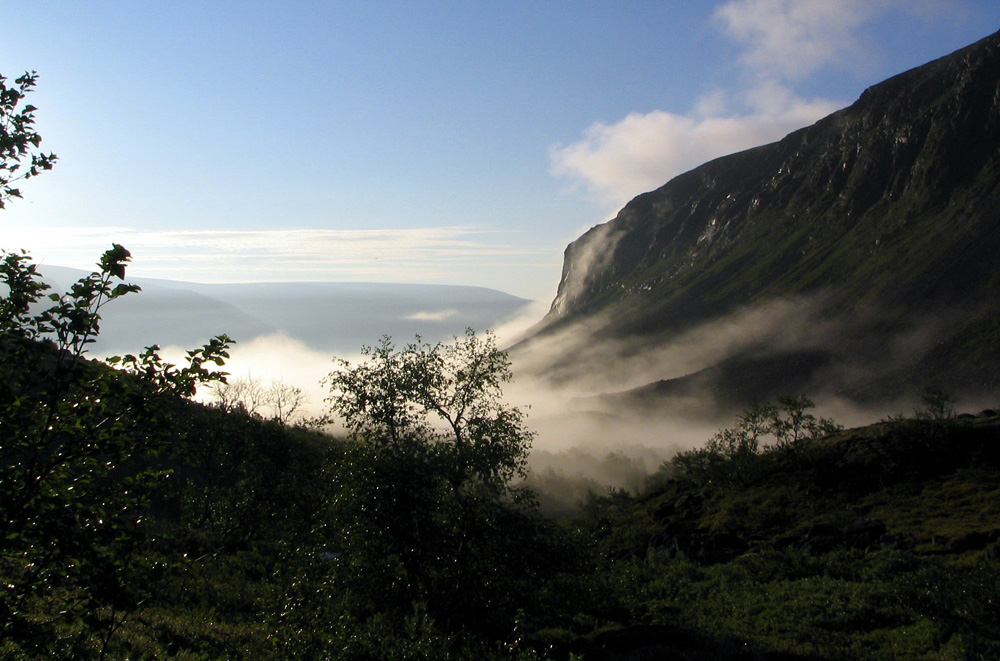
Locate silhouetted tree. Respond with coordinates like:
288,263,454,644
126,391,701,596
323,329,532,494
318,329,542,635
212,375,307,423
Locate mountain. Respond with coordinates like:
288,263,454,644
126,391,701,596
39,266,532,356
515,29,1000,411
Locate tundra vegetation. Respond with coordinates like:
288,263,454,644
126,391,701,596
2,73,1000,660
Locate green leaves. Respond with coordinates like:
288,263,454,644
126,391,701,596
322,329,533,492
0,247,231,655
111,334,231,398
317,330,544,638
0,71,57,208
99,244,132,281
671,396,842,487
322,335,431,446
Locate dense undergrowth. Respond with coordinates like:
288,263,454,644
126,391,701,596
542,406,1000,660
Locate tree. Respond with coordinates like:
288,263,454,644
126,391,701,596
0,245,231,657
322,328,533,493
318,330,540,634
1,67,237,657
211,375,307,424
1,71,56,208
672,396,840,486
705,395,840,457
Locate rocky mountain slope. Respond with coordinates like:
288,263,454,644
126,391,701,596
517,29,1000,409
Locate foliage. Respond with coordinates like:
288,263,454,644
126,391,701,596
671,395,841,486
0,71,56,208
322,328,533,493
316,330,553,643
2,241,998,660
915,385,957,421
620,548,1000,660
710,395,841,455
556,403,1000,660
0,245,230,657
6,67,560,659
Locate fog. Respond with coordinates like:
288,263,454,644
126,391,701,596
504,292,991,464
64,265,992,514
39,265,533,358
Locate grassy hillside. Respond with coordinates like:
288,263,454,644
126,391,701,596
538,405,1000,659
6,367,998,659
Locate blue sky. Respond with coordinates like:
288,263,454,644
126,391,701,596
2,1,998,301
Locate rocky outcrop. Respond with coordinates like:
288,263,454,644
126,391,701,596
547,30,1000,324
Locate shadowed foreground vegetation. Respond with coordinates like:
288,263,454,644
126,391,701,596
2,248,1000,659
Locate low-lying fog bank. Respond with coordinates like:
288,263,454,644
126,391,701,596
141,292,997,521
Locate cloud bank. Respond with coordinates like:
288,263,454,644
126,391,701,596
716,0,888,80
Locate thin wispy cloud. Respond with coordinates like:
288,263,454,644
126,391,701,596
404,310,460,322
550,0,950,211
715,0,951,80
2,225,547,284
715,0,885,80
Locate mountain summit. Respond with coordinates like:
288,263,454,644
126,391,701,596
518,30,1000,409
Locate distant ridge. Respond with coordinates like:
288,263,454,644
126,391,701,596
39,266,531,355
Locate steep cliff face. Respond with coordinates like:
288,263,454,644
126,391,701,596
523,30,1000,404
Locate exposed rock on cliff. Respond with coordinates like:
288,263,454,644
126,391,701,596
520,30,1000,407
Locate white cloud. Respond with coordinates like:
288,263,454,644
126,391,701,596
550,85,840,209
713,0,951,80
713,0,885,80
550,0,952,211
162,332,338,419
404,310,459,322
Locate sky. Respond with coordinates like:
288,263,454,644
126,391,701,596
2,1,998,302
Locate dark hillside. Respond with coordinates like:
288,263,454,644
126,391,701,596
518,29,1000,406
535,409,1000,660
4,277,999,658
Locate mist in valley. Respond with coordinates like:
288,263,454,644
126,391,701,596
151,291,979,515
47,259,991,516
